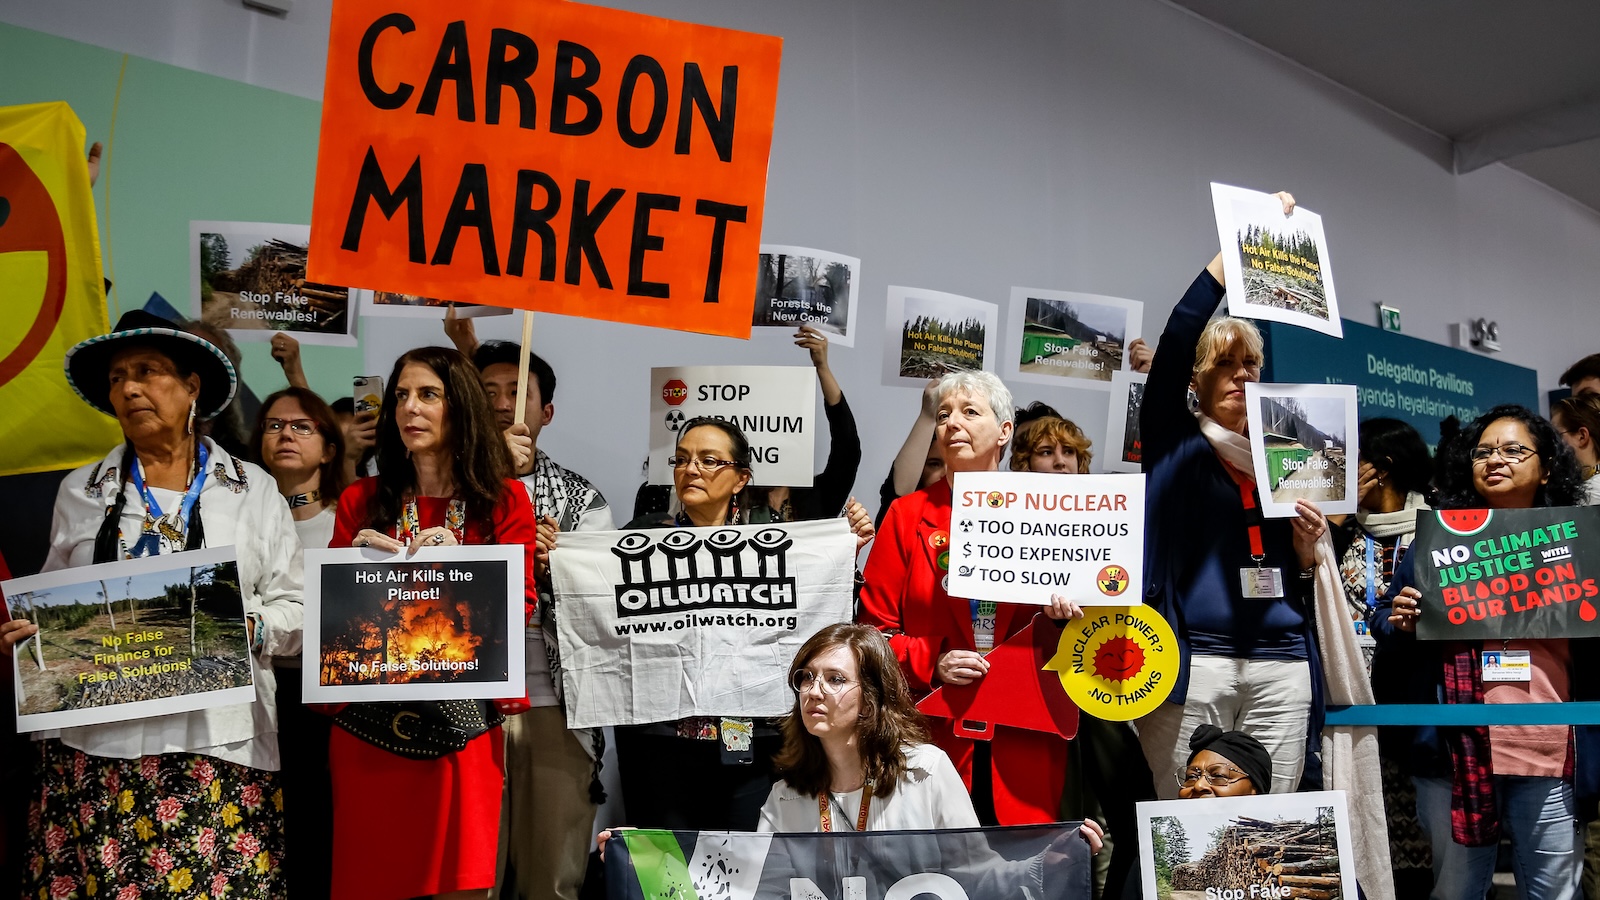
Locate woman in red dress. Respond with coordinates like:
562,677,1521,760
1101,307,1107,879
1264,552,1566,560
859,370,1084,825
328,346,537,900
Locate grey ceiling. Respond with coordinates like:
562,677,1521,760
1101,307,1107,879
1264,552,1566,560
1168,0,1600,212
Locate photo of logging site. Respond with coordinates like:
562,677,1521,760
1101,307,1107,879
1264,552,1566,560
318,561,510,688
754,251,853,337
198,228,351,336
1232,207,1331,322
367,291,510,317
1018,296,1129,382
1256,395,1349,505
7,559,250,718
898,295,990,379
1150,806,1344,900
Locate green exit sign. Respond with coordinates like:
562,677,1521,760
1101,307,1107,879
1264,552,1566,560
1378,304,1402,333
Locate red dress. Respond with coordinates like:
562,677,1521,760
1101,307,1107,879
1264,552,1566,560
858,478,1069,824
326,478,537,899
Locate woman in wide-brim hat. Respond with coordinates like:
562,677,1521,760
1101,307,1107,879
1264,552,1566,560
2,309,305,900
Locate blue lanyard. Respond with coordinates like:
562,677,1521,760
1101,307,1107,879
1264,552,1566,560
1364,536,1378,613
127,443,211,555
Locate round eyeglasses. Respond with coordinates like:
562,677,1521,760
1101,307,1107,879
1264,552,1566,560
790,669,859,696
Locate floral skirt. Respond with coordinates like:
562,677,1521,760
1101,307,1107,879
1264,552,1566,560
20,740,285,900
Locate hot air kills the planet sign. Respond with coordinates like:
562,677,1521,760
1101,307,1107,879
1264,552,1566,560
947,471,1144,606
1413,507,1600,641
1048,605,1178,721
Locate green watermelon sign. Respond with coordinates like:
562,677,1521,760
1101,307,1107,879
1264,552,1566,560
1415,507,1600,640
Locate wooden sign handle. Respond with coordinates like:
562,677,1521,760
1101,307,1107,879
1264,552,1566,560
513,310,534,426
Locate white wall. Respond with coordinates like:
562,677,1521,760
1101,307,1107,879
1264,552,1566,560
7,0,1600,521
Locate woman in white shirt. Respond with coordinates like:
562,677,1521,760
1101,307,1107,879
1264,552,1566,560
2,310,303,900
760,623,1104,846
759,623,978,832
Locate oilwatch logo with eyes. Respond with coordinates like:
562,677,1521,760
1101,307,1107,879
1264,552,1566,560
610,527,798,618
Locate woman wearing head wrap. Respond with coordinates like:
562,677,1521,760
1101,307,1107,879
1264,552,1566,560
2,310,304,899
1178,724,1272,799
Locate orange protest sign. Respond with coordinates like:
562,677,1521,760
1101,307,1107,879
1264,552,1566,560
308,0,782,338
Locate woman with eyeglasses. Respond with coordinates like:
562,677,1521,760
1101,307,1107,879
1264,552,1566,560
1373,404,1593,900
1176,725,1270,800
609,418,874,834
859,370,1087,827
244,387,347,898
251,387,346,551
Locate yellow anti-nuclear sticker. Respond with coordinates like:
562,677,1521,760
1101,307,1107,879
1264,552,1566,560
1045,605,1178,721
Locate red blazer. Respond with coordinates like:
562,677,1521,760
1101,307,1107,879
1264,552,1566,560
859,477,1068,825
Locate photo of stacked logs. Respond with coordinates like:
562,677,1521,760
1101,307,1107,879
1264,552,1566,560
1171,811,1341,900
204,238,349,334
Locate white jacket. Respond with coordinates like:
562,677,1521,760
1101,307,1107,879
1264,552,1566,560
41,438,304,770
757,743,980,833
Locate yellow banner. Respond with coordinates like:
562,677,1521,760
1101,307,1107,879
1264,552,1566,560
0,101,121,476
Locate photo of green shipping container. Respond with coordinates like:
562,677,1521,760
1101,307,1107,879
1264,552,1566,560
1020,329,1081,362
1264,435,1312,492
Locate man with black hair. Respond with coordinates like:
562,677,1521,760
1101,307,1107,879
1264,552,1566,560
453,319,613,900
1560,353,1600,398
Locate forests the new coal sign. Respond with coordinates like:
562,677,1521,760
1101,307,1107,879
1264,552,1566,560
1413,507,1600,640
308,0,782,338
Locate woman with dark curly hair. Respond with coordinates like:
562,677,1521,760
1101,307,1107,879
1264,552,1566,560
327,346,537,900
1372,404,1591,900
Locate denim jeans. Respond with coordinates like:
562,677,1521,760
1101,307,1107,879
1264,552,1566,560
1414,774,1581,900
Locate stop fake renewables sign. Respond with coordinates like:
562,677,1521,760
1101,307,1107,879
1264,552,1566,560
1413,507,1600,641
308,0,782,338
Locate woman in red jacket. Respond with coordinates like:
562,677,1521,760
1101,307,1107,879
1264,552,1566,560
328,346,537,900
859,370,1083,825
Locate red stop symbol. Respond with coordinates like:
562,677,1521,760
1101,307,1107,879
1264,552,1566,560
662,379,689,406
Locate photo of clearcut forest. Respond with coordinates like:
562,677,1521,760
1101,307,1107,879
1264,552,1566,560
1232,200,1330,322
9,560,250,716
899,295,989,378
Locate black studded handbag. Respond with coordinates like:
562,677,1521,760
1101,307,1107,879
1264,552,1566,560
333,700,504,760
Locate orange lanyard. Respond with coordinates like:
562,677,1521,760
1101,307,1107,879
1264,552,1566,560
818,782,873,832
1222,462,1266,560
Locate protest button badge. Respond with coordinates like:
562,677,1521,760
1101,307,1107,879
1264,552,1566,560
1046,605,1177,721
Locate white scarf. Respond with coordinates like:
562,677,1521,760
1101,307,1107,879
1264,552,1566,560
1356,491,1429,540
1198,414,1395,900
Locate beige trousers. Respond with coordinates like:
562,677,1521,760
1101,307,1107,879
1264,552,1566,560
491,707,597,900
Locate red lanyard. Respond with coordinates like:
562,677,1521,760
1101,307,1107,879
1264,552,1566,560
819,782,873,832
1223,462,1266,561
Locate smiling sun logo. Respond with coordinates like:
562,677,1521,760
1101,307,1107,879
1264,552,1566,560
1091,636,1143,682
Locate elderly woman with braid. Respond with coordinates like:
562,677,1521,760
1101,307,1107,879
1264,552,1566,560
2,310,304,900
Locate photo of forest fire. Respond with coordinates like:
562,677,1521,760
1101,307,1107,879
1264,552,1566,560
317,560,510,688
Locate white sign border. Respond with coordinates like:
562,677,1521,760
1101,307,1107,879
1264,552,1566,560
1102,370,1149,474
946,470,1145,607
881,285,999,388
1244,381,1360,518
190,220,357,347
302,544,525,703
753,244,862,348
1136,790,1357,900
1210,183,1342,338
5,546,255,733
1003,287,1143,391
